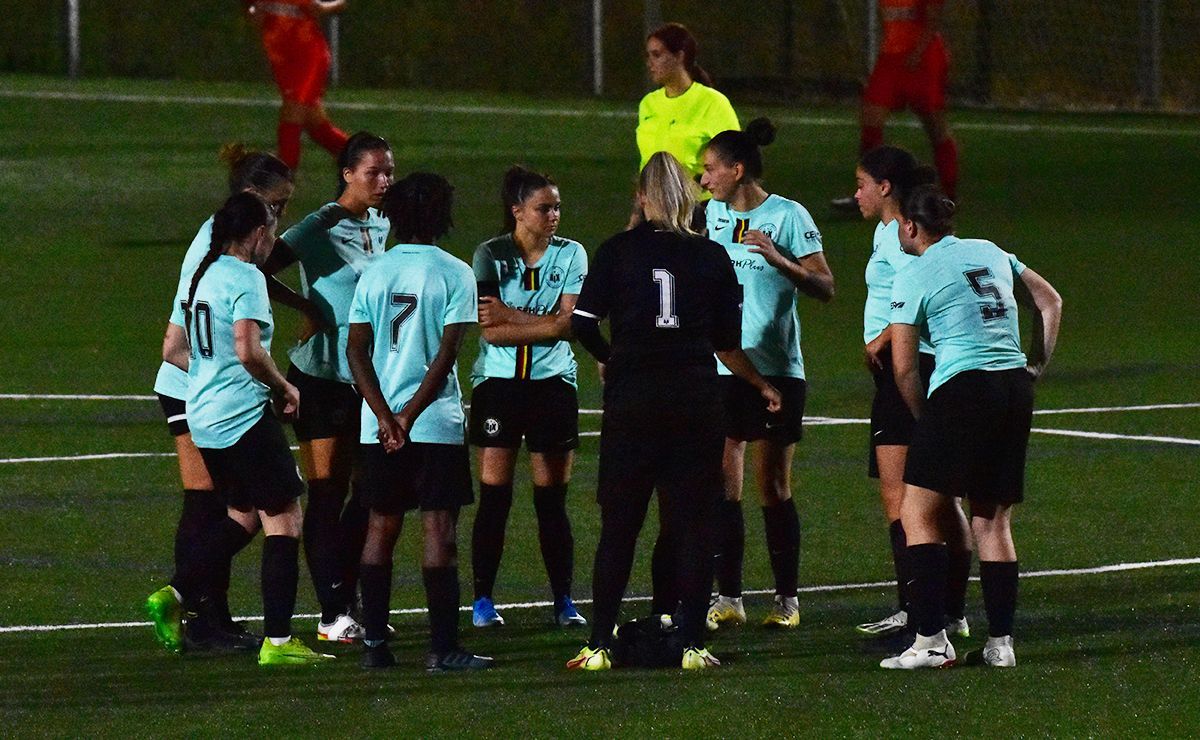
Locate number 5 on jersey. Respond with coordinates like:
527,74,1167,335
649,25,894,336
389,293,418,350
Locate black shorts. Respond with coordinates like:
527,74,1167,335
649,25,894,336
597,368,725,509
357,442,474,515
867,351,936,478
286,364,361,442
157,393,189,437
468,377,579,453
197,411,306,514
903,368,1034,505
720,375,806,443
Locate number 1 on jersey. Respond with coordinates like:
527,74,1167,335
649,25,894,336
652,268,679,328
389,293,418,350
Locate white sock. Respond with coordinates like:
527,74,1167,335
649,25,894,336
913,629,949,649
269,635,291,647
986,635,1012,648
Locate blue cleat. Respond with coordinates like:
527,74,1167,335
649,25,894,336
554,596,587,627
472,596,505,628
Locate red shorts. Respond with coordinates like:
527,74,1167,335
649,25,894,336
862,36,948,114
261,21,330,106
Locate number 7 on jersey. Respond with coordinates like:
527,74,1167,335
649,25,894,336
389,293,418,350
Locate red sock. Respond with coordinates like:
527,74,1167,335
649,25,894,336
860,125,884,155
308,119,350,158
277,121,302,170
934,136,959,201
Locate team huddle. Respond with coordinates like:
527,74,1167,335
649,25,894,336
143,13,1063,673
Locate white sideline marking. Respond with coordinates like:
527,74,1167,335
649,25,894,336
2,557,1197,634
1033,402,1200,415
3,88,1199,138
2,415,1196,463
1031,428,1200,447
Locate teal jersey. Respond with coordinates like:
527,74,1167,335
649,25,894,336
283,205,390,383
184,255,275,449
890,235,1028,395
706,194,823,378
348,243,477,445
863,219,933,354
470,234,587,387
153,216,215,399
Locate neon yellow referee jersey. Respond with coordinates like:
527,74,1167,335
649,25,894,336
636,82,739,181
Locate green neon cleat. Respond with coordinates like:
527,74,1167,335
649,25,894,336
257,637,335,666
145,586,184,653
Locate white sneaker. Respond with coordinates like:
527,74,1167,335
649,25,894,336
317,613,365,643
981,635,1016,667
856,609,908,636
880,630,956,669
946,616,970,638
705,595,746,631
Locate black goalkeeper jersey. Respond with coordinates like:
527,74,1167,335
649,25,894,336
572,223,742,375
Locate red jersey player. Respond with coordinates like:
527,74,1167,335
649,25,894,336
245,0,350,170
833,0,958,209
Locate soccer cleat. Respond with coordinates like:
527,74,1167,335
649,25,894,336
258,637,335,666
184,617,260,653
566,645,611,671
554,596,587,627
705,595,746,631
317,613,365,643
946,616,970,638
761,595,800,629
880,630,957,669
681,646,721,670
472,597,505,628
426,649,495,673
965,635,1016,668
360,642,397,669
145,586,184,653
856,609,908,636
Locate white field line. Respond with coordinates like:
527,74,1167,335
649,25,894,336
1031,428,1200,447
2,88,1199,138
2,404,1196,463
2,556,1197,635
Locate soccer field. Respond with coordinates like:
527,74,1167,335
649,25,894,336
1,74,1198,736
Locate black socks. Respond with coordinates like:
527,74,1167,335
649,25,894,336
713,499,745,598
261,535,300,639
980,560,1018,637
533,484,574,601
471,482,513,599
762,498,800,597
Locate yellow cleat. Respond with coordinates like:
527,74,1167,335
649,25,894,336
566,645,611,671
761,595,799,629
258,636,335,666
705,595,746,631
681,646,721,670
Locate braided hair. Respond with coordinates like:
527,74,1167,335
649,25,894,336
381,172,455,244
182,192,276,335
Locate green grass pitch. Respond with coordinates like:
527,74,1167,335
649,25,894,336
0,74,1198,736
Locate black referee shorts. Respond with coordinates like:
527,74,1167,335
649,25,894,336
286,364,361,442
597,368,725,509
903,368,1034,505
468,377,579,453
197,411,305,515
357,442,474,515
867,350,935,478
720,375,806,444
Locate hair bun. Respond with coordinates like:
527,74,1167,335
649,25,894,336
744,117,777,147
218,141,250,170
